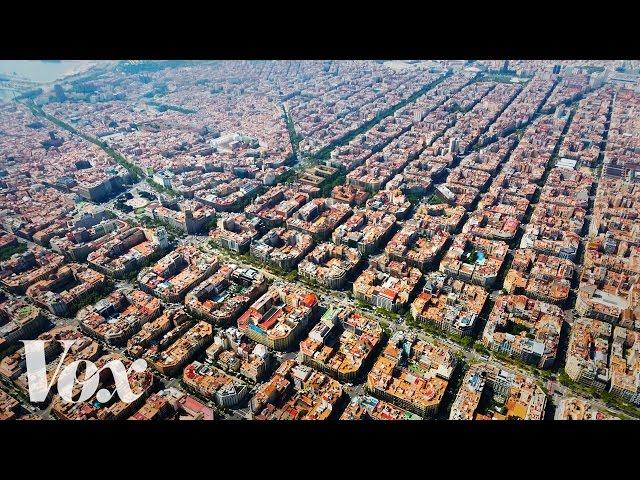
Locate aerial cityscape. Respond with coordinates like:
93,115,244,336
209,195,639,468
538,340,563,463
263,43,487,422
1,59,640,421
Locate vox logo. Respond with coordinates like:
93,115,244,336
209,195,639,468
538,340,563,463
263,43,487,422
21,339,147,404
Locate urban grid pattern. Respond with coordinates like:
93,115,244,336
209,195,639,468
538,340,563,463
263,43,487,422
0,60,639,421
